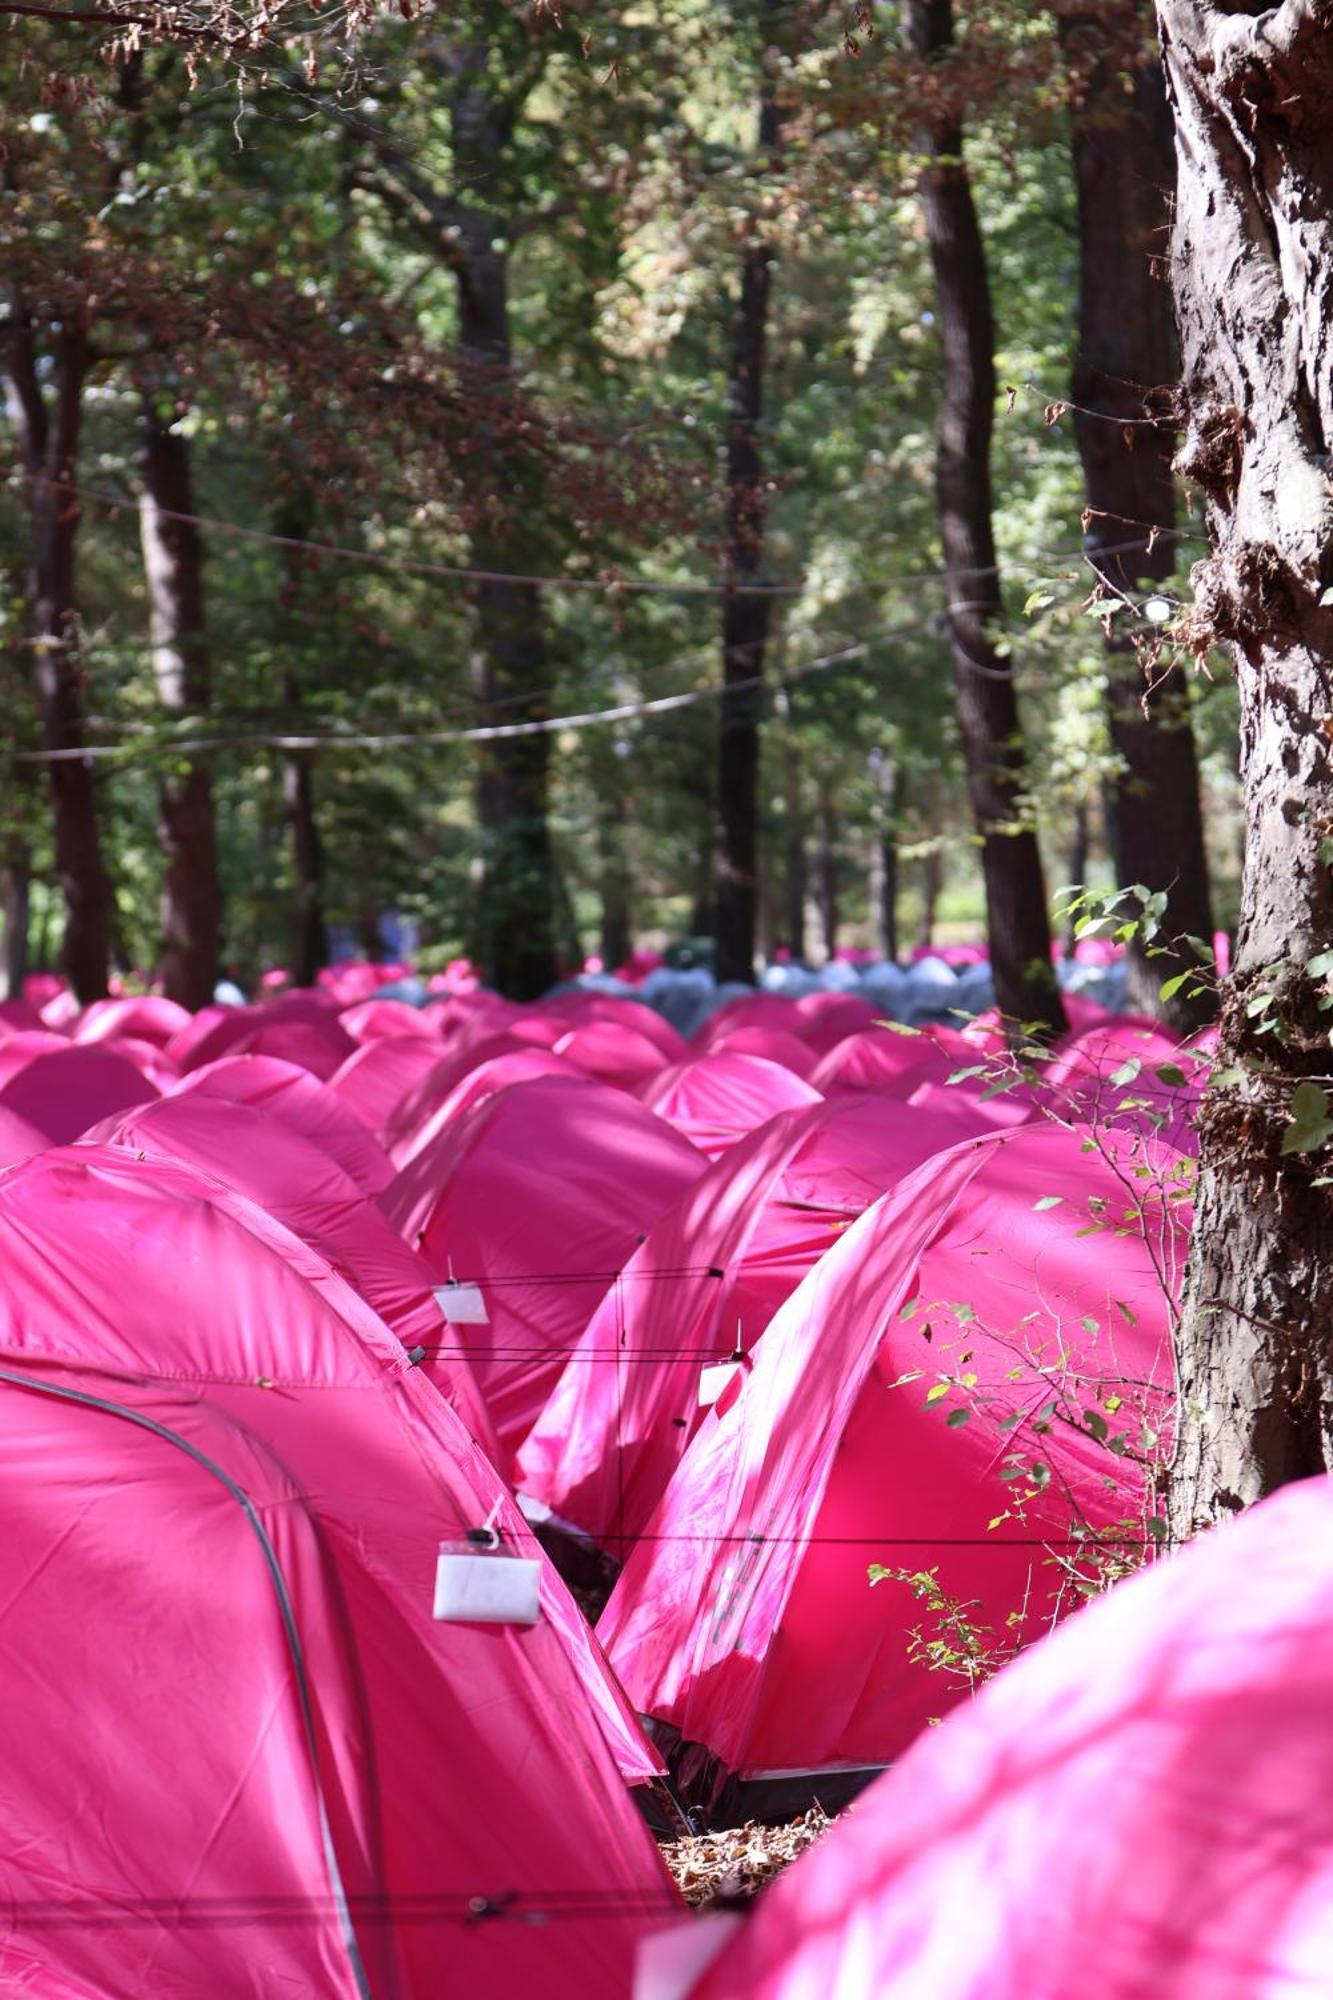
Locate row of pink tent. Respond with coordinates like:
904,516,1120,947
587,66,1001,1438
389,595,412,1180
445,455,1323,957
0,968,1218,1994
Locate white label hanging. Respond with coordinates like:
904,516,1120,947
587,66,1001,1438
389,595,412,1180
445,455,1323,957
433,1281,489,1325
433,1548,541,1626
698,1361,741,1409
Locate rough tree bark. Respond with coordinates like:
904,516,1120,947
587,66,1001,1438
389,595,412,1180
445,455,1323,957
1062,2,1215,1031
905,0,1066,1036
1158,0,1333,1532
138,394,221,1009
918,844,944,952
713,0,785,986
2,302,111,1003
776,687,808,961
0,837,30,998
595,772,632,972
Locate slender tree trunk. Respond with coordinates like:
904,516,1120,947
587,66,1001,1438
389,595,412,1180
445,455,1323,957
1064,798,1090,957
1062,3,1215,1031
448,62,556,1002
713,0,784,986
1157,0,1333,1533
870,752,901,961
3,308,111,1003
905,0,1065,1036
918,845,944,952
779,694,808,962
816,788,839,961
597,781,632,971
139,395,221,1009
274,510,326,987
0,837,30,999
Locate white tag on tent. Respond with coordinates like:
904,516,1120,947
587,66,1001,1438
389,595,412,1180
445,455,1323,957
433,1549,541,1626
433,1281,489,1325
698,1361,740,1409
633,1915,742,2000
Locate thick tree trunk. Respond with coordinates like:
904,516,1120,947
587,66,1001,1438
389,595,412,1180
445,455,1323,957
1064,798,1090,957
713,0,784,987
1062,4,1215,1031
906,0,1065,1037
779,698,808,962
1158,0,1333,1533
139,397,221,1010
273,511,326,988
3,306,111,1003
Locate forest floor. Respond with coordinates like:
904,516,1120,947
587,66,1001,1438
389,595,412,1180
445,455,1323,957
658,1806,834,1909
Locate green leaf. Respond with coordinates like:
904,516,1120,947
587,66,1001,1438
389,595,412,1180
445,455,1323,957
1158,971,1190,1001
1032,1195,1063,1211
1109,1057,1142,1087
924,1381,950,1405
1154,1063,1188,1087
945,1407,971,1428
1306,950,1333,979
1082,1409,1108,1441
1280,1080,1333,1155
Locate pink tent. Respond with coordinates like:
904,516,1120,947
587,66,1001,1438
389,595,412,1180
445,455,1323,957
541,993,687,1063
554,1019,671,1091
681,1476,1333,2000
329,1034,448,1142
700,1023,819,1079
640,1051,822,1162
382,1076,706,1459
338,995,438,1043
505,1013,569,1049
72,994,191,1047
600,1122,1186,1781
171,1055,393,1197
0,997,44,1039
382,1031,550,1160
694,996,805,1051
792,991,879,1054
519,1094,973,1548
0,1045,158,1145
810,1026,957,1096
0,1146,674,1998
395,1050,583,1170
0,1103,47,1170
175,1000,356,1081
96,1093,498,1457
0,1028,68,1088
103,1034,180,1090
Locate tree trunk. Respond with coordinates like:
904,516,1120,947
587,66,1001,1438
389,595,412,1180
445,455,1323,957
870,752,901,962
1062,4,1215,1032
713,0,784,987
274,510,326,987
816,789,839,962
0,838,30,999
1064,798,1090,958
139,395,221,1010
905,0,1065,1037
1158,0,1333,1533
3,306,111,1003
778,694,808,962
451,61,557,1003
918,844,944,952
597,782,632,971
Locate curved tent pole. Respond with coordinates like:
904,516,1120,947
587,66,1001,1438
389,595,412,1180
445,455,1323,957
0,1365,376,2000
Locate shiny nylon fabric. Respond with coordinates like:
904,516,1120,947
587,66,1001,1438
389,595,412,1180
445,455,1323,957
639,1053,822,1162
391,1051,582,1173
554,1020,672,1092
383,1077,707,1458
0,1045,159,1143
600,1123,1184,1776
95,1093,498,1458
686,1477,1333,2000
171,1055,393,1197
0,1147,674,1996
518,1095,971,1548
329,1037,447,1142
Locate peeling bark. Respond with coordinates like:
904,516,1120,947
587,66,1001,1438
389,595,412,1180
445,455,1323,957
1157,0,1333,1530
